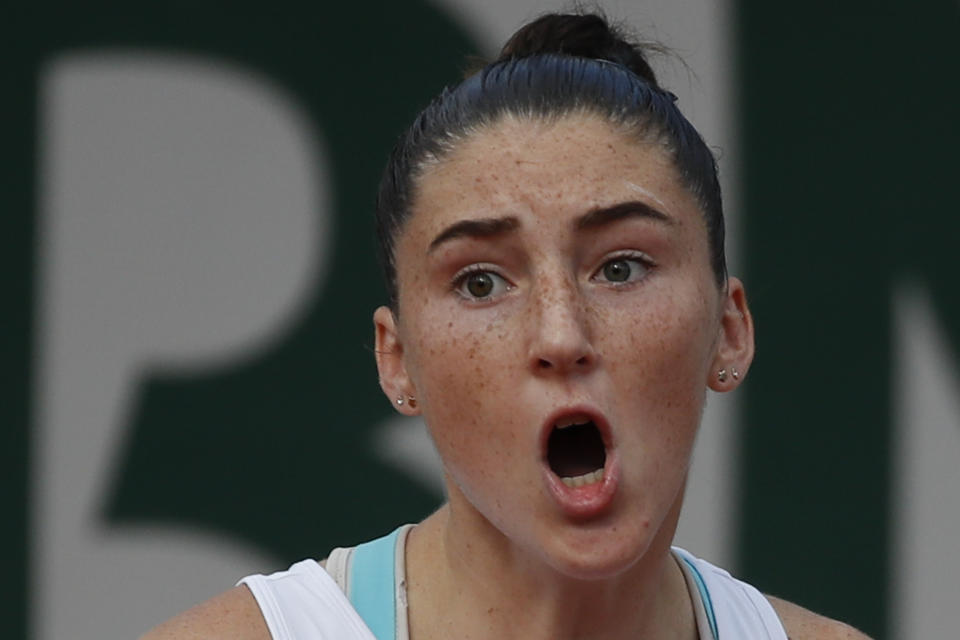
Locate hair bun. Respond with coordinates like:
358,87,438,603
497,13,661,89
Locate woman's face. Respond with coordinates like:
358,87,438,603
375,114,752,579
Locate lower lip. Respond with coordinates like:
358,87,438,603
543,454,620,519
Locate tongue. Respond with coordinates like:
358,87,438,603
547,422,606,477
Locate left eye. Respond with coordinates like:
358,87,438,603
595,256,649,284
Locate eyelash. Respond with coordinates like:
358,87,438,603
591,250,655,287
451,264,512,302
450,250,654,302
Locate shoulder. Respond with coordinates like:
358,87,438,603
139,585,270,640
766,595,873,640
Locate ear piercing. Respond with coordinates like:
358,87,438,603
396,395,417,409
717,367,740,383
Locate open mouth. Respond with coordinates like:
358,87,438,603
547,416,607,488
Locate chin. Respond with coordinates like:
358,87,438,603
538,518,659,581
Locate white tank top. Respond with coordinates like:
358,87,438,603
239,526,787,640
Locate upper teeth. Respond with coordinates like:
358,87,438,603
555,416,590,430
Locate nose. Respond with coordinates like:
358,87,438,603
528,275,598,375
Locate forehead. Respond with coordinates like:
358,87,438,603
408,113,699,236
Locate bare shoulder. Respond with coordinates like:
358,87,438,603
139,585,270,640
767,595,873,640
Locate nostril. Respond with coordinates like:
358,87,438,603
537,355,591,370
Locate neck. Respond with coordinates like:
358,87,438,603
406,488,695,640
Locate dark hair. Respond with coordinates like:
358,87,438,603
376,12,726,309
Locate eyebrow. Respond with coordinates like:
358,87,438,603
575,201,675,230
427,200,673,253
428,216,521,252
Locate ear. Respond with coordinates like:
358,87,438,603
707,277,755,392
373,305,420,415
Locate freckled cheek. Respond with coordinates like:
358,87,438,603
598,294,713,372
410,314,524,469
595,303,710,449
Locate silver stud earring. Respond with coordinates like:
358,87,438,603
396,395,405,406
717,368,728,383
732,367,740,380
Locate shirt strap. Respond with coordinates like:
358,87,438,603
674,548,720,640
348,526,411,640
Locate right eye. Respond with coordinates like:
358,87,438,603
453,268,510,301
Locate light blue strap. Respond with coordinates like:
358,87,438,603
348,528,402,640
681,556,720,640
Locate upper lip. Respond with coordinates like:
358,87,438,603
539,404,613,465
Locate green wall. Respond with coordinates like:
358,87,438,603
738,2,959,637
